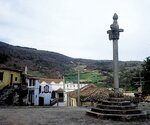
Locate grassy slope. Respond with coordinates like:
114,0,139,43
65,70,111,87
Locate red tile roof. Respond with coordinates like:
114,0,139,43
68,84,112,102
24,74,63,83
83,88,112,102
39,78,63,83
68,84,97,98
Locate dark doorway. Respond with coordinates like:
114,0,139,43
10,74,13,86
51,91,56,99
58,93,64,102
39,97,44,106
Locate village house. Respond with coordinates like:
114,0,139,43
65,82,88,92
0,67,89,106
67,84,112,107
64,82,88,105
39,78,65,105
0,67,22,90
0,67,25,105
25,76,61,106
25,75,88,106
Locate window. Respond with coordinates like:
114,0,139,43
29,80,32,86
29,79,35,86
39,86,41,93
15,77,17,81
44,85,49,93
0,72,4,81
33,79,35,86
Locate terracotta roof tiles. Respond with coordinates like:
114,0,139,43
68,84,112,102
68,84,97,98
24,75,63,83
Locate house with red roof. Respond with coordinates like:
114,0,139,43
67,84,112,107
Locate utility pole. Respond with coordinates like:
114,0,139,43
107,13,124,95
133,72,144,102
133,72,144,93
77,64,80,106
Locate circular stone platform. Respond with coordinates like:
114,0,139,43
86,93,147,121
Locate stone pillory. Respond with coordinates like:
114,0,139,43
86,13,147,121
107,13,124,40
107,13,124,94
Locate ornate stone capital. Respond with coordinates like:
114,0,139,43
107,13,124,40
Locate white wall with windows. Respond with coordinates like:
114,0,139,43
26,78,53,106
26,77,88,106
65,82,88,92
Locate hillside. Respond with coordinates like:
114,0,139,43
0,41,74,78
0,41,143,89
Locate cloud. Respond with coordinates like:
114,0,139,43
0,0,149,61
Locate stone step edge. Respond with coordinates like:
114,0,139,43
92,107,142,112
99,100,130,104
108,98,126,101
97,104,137,108
86,110,147,119
99,101,131,106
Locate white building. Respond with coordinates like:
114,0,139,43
38,81,53,105
40,79,64,104
39,79,88,106
26,77,53,106
65,82,88,92
25,75,88,106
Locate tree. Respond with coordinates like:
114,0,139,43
142,56,150,95
120,68,138,91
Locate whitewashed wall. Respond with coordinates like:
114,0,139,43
26,78,88,106
39,81,53,105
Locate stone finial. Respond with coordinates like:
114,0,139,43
113,13,118,20
107,13,124,40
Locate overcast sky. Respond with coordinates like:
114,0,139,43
0,0,149,61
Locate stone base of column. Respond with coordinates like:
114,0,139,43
109,91,123,98
86,92,147,121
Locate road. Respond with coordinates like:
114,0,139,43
0,106,149,125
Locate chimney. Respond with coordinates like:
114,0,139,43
25,66,28,74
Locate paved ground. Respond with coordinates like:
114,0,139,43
0,106,150,125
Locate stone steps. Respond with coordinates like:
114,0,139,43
86,110,147,121
86,94,147,121
91,107,142,114
99,100,131,106
108,97,126,101
97,103,137,110
50,98,58,106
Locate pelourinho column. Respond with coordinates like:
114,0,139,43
107,13,124,94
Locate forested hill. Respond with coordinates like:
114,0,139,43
0,41,142,79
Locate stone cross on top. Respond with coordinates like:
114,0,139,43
107,13,124,40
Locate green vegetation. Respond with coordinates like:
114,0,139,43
65,63,143,90
142,56,150,95
65,70,112,87
28,71,46,78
